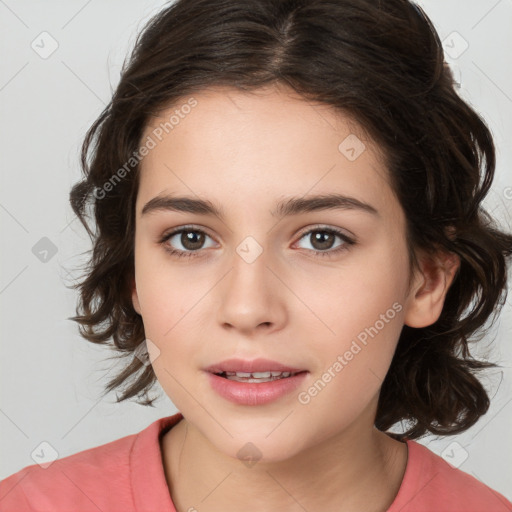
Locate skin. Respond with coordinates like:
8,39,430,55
131,83,460,512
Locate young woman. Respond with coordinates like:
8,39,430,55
1,0,511,510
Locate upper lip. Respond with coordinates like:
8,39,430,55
204,358,307,374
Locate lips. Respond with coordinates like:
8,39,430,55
204,357,306,374
206,369,309,405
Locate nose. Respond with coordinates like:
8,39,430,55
216,246,287,337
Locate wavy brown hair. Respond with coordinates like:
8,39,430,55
68,0,512,440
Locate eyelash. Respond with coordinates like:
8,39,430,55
158,225,356,260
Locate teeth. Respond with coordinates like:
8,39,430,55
219,370,296,382
252,371,271,378
226,371,251,377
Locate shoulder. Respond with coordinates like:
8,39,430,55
388,439,512,512
0,414,182,512
0,430,136,511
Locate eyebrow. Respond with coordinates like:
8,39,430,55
141,193,380,219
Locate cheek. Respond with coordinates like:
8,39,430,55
302,250,407,396
134,241,194,326
299,308,405,430
133,255,211,371
303,246,407,340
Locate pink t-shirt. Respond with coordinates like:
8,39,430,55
1,412,510,511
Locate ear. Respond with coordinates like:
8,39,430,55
131,275,142,315
403,248,460,328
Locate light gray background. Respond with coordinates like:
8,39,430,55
1,0,511,501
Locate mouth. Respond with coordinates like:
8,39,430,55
205,365,309,405
212,370,308,383
204,357,308,383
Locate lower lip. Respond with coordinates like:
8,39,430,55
206,371,308,406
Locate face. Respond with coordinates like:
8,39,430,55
131,84,420,462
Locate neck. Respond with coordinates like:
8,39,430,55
160,409,407,512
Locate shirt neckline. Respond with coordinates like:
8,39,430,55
130,412,417,512
130,412,184,512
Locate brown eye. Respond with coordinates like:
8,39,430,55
159,227,216,259
309,231,337,251
295,227,356,257
180,230,206,250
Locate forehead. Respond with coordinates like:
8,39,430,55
143,83,375,151
136,85,398,219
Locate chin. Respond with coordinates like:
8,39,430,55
213,431,308,467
